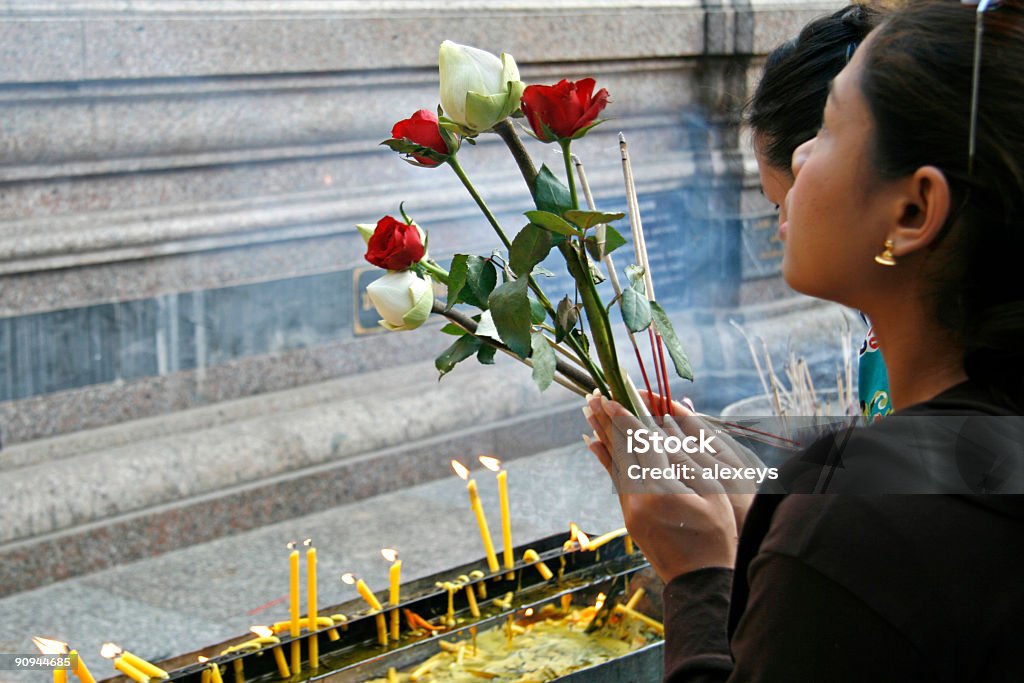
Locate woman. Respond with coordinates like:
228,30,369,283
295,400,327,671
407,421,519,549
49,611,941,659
745,3,891,420
585,1,1024,680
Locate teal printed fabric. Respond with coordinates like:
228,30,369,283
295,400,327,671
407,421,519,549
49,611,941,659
859,316,892,420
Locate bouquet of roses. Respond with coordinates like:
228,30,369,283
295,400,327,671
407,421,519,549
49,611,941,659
360,41,693,417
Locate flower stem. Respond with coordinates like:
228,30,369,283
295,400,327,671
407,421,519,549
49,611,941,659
561,139,579,211
493,119,538,190
447,155,512,250
420,259,449,285
430,301,596,394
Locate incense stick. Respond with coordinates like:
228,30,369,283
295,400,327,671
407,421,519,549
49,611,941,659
619,133,671,415
572,153,657,407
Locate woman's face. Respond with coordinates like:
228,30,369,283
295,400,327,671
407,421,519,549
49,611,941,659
782,41,895,308
753,140,792,231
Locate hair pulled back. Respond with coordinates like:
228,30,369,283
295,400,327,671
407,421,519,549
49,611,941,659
861,0,1024,410
746,3,881,171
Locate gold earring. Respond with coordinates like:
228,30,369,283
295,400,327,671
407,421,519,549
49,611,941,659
874,239,897,266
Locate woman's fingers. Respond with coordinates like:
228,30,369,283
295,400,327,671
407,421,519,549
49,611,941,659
582,433,613,476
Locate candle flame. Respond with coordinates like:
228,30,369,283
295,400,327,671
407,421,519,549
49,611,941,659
198,656,209,664
341,572,356,585
478,455,502,472
286,541,298,551
381,548,399,563
100,643,123,659
594,592,607,611
576,528,591,550
251,626,273,638
303,538,313,548
32,637,68,655
451,460,469,480
524,608,534,617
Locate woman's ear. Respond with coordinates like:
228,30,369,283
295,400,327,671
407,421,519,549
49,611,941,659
890,165,951,256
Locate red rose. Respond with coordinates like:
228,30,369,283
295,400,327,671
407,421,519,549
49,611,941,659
365,216,426,270
390,109,450,167
520,78,609,143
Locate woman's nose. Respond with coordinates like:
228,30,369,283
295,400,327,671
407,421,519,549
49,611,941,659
792,138,815,178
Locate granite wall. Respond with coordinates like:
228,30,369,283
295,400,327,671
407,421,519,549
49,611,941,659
0,0,845,445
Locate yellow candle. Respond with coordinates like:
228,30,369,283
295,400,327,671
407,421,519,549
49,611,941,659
55,664,67,683
112,658,149,683
119,652,168,680
453,460,499,572
306,541,319,669
348,576,388,646
480,457,513,577
288,546,301,675
208,662,224,683
586,527,628,551
232,659,243,683
497,470,513,574
465,584,480,617
270,646,290,679
69,651,95,683
388,556,402,641
613,604,665,635
467,479,500,572
625,535,635,555
522,549,554,580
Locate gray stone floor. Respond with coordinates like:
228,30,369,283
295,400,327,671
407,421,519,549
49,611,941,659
0,442,624,682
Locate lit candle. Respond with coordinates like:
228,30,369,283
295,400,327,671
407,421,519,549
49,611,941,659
287,541,302,675
522,549,554,580
99,644,151,683
197,657,211,683
479,456,513,578
342,573,388,646
586,527,628,551
382,548,402,641
249,627,290,679
196,657,223,683
304,539,319,669
451,460,499,572
32,637,69,683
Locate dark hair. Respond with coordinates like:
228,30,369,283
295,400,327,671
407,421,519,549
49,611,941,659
746,3,881,171
861,0,1024,410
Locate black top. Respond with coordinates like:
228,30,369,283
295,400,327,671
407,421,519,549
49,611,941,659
663,381,1024,682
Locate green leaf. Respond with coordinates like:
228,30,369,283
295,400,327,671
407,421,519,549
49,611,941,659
380,138,448,166
555,296,579,343
620,284,652,333
569,118,606,140
435,334,482,379
530,332,557,392
534,164,573,215
650,301,694,381
585,225,628,262
529,297,547,325
467,256,498,306
564,210,625,232
445,254,469,312
440,322,465,336
509,223,554,276
477,344,497,365
487,277,532,358
525,210,580,238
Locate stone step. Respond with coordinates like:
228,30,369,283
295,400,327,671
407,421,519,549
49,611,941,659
0,356,583,597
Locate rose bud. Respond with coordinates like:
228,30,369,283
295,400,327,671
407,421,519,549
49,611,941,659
521,78,609,142
389,109,451,167
366,270,434,331
364,215,427,271
439,40,525,134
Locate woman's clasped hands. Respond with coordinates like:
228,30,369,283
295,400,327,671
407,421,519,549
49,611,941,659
583,390,761,583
